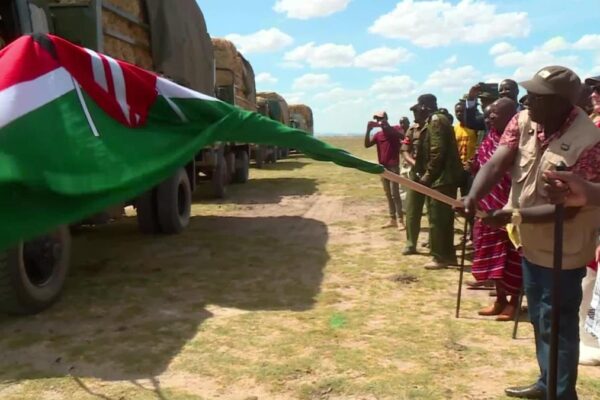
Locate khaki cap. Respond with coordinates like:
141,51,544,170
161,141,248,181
520,66,581,103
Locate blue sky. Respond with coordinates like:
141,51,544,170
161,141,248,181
200,0,599,135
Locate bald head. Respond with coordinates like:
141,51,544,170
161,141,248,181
499,79,519,102
490,97,517,133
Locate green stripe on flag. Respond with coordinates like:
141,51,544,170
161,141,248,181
0,88,382,251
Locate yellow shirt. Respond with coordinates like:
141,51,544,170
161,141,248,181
454,123,477,167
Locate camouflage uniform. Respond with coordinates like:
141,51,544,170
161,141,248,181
405,112,463,262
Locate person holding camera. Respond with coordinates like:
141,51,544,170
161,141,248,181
365,111,405,230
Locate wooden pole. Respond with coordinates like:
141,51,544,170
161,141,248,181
381,170,486,218
455,217,469,318
548,163,566,400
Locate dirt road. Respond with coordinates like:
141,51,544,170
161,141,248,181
1,137,598,400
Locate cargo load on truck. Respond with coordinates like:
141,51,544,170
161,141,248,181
289,104,314,136
212,38,256,112
49,0,215,94
256,92,292,160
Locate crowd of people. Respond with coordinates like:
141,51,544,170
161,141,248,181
365,66,600,399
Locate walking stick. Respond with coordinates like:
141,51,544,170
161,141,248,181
455,217,469,318
512,289,524,339
548,163,567,400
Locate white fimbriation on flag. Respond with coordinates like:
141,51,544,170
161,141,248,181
0,68,74,130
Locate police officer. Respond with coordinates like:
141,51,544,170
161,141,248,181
403,94,463,269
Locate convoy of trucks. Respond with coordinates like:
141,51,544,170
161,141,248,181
0,0,315,315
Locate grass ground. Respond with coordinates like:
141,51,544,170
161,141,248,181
0,136,599,399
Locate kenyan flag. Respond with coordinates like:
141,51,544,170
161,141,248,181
0,34,382,251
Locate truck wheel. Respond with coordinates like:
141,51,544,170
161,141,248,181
233,150,250,184
136,189,161,234
256,146,266,169
268,147,279,164
212,152,227,199
156,168,192,234
0,226,71,315
225,151,236,183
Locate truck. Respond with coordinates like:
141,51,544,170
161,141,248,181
256,91,291,160
0,0,222,315
289,104,314,136
210,37,253,187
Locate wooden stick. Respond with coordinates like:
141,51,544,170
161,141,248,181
381,170,486,218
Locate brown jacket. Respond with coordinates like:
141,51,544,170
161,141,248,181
507,109,600,269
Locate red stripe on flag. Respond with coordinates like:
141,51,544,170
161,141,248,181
0,36,62,92
48,35,158,127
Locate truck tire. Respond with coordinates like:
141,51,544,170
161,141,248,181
136,189,161,234
225,151,236,183
255,145,266,169
233,150,249,184
268,147,279,164
0,226,71,315
212,152,227,198
156,168,192,234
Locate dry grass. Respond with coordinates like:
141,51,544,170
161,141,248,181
0,137,599,399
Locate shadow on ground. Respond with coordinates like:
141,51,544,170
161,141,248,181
252,160,309,172
194,177,318,205
0,215,329,385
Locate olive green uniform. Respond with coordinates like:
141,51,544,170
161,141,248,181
405,112,463,262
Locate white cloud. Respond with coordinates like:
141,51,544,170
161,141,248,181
489,42,516,56
424,65,480,92
314,87,364,103
369,75,418,100
369,0,530,48
442,55,458,65
354,47,413,71
281,92,306,104
573,34,600,51
273,0,351,19
225,28,293,54
293,73,334,90
541,36,569,52
489,33,600,81
493,45,579,81
285,43,414,70
284,42,356,68
255,73,278,85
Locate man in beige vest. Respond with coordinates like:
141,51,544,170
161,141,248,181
461,66,600,400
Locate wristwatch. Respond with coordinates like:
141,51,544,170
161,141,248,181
511,209,523,226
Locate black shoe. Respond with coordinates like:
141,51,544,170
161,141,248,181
505,383,545,399
402,247,417,256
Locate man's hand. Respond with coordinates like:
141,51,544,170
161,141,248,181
419,174,432,187
467,84,482,101
455,196,478,218
367,121,378,130
542,171,588,207
481,209,510,228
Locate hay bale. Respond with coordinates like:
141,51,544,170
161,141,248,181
101,1,152,69
105,0,144,19
289,104,314,134
212,38,238,70
212,38,257,112
257,92,290,125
